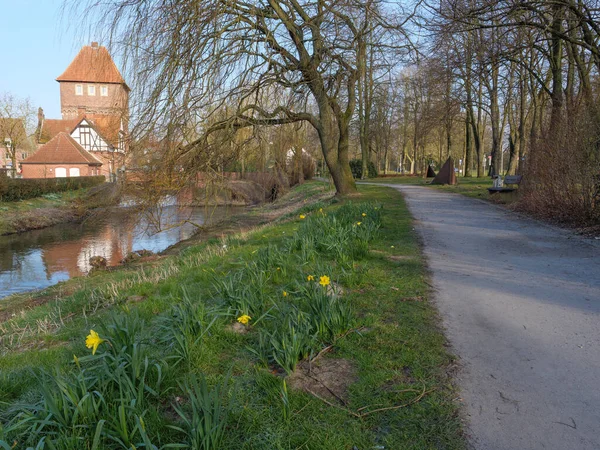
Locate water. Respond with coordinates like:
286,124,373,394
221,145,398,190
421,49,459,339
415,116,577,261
0,206,240,298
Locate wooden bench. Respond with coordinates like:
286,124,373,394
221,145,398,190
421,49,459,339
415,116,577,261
488,175,523,194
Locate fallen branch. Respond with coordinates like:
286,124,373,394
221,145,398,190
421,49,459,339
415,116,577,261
306,382,432,418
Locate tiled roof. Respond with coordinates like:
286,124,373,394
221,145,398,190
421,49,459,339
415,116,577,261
38,118,80,144
56,44,128,87
22,132,102,165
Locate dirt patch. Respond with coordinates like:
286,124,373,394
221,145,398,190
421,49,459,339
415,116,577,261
288,358,357,405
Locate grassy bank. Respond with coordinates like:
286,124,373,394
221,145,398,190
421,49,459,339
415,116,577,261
0,184,464,449
0,189,87,235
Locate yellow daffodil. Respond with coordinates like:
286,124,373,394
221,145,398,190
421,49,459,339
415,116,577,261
307,275,314,281
85,330,105,355
283,291,288,297
362,212,367,217
300,214,306,219
319,208,323,213
277,267,281,271
356,222,362,226
237,314,251,325
319,275,330,287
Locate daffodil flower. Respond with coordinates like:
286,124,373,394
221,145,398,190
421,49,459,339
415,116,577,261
237,314,251,325
283,291,288,297
307,275,314,281
85,330,105,355
362,212,367,217
300,214,306,219
319,275,330,287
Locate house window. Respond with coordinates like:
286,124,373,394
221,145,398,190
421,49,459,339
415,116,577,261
101,86,108,96
55,167,67,178
76,85,83,95
88,85,96,96
69,167,80,177
79,126,92,150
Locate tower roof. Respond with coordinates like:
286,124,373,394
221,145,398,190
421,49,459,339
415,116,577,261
56,42,129,89
22,132,102,165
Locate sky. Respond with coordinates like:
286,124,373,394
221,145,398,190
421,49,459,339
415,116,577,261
0,0,98,120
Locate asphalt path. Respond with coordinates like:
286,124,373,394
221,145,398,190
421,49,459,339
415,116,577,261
381,184,600,450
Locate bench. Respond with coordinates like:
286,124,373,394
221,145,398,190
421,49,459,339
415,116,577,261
488,175,523,194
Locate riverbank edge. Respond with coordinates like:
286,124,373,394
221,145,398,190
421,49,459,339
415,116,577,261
0,181,335,315
0,206,80,236
0,184,123,236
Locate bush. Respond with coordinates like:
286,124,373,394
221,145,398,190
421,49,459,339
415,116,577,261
0,176,105,202
519,109,600,225
349,159,378,179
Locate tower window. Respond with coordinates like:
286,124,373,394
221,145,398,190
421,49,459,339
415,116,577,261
88,85,96,96
76,84,83,95
101,86,108,96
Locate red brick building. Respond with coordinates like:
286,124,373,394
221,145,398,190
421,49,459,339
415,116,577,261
27,42,129,179
21,132,102,178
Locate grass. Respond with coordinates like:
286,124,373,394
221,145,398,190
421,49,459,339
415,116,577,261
0,183,464,449
0,189,90,235
366,175,523,205
0,189,87,213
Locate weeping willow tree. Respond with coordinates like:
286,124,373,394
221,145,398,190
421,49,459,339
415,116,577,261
68,0,415,195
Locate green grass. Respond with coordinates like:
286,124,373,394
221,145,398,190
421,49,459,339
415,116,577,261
0,188,90,235
367,176,500,199
0,184,464,449
0,188,87,212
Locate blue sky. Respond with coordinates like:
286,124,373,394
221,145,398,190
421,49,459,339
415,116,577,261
0,0,96,119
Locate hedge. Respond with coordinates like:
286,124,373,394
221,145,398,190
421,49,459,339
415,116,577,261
349,159,378,179
0,176,105,202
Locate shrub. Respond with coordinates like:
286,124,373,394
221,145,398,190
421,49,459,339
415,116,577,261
349,159,378,179
520,110,600,225
0,176,105,202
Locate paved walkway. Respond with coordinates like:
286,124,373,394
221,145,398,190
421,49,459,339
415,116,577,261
384,184,600,450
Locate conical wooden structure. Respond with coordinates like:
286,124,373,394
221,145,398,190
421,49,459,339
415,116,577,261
431,157,457,185
426,165,436,178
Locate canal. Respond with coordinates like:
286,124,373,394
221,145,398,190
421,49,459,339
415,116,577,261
0,205,239,298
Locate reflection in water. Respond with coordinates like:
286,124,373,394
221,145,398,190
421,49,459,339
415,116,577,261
0,206,239,298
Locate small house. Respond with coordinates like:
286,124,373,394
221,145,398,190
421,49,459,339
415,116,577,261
21,132,102,178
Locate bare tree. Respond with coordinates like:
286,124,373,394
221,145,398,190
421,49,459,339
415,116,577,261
0,93,35,177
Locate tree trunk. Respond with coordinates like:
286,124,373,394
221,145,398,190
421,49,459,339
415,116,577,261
549,4,564,127
488,62,501,177
465,110,473,177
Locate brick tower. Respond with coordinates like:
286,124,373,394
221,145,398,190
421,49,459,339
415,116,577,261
56,42,129,145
